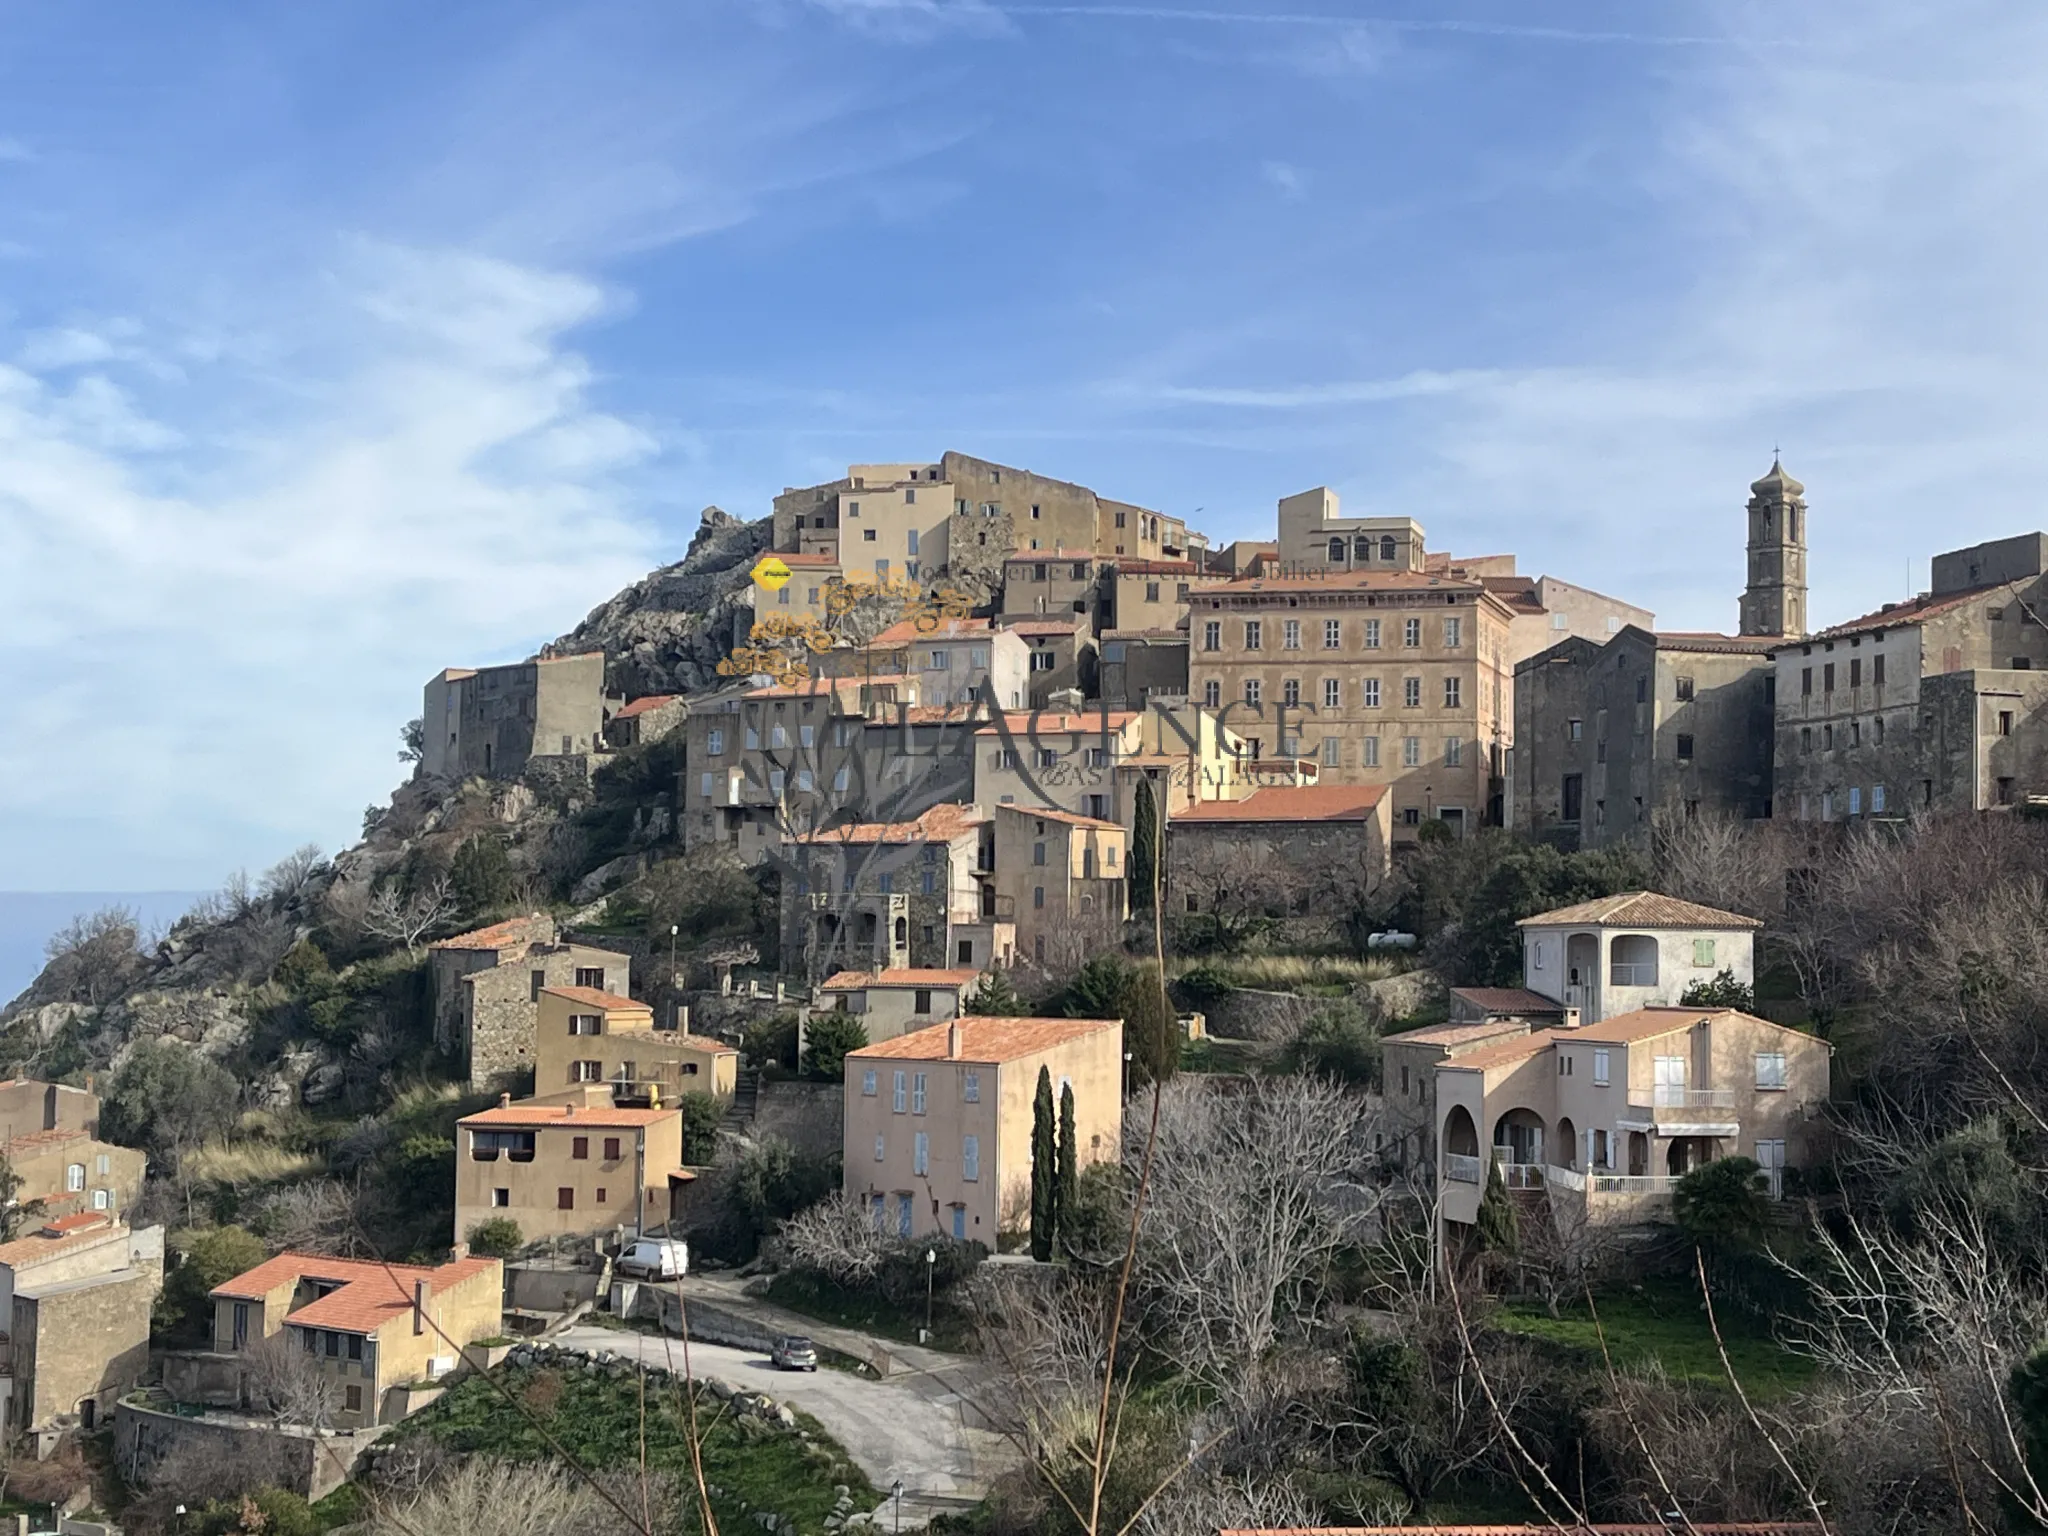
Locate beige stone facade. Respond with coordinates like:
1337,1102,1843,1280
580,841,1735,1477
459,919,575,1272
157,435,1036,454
1110,560,1221,633
843,1016,1123,1242
5,1125,145,1223
1,1213,162,1435
1275,487,1427,573
1189,569,1516,842
430,915,631,1090
997,616,1094,707
818,968,981,1043
208,1251,502,1429
421,652,614,782
781,805,987,981
456,1088,687,1245
989,806,1128,968
530,986,737,1104
1516,891,1761,1025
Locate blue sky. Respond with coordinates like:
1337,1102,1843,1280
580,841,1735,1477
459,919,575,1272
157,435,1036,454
4,0,2047,890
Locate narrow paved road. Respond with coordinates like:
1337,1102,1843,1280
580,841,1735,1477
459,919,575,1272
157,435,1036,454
553,1323,1009,1529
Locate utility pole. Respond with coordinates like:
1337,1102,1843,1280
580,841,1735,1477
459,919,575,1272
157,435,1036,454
669,923,680,1030
923,1246,936,1342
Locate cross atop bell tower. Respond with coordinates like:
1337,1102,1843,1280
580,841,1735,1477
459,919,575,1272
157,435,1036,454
1739,457,1808,639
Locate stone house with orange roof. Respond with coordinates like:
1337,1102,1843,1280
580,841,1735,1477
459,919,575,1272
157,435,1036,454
529,987,737,1105
603,693,686,750
826,617,1030,711
780,805,988,980
0,1077,146,1222
987,805,1127,968
427,914,632,1093
818,968,983,1042
207,1250,501,1428
455,1087,688,1246
843,1015,1123,1242
1165,783,1393,937
1,1210,163,1440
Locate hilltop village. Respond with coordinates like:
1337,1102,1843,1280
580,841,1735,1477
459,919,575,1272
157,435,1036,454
5,450,2048,1535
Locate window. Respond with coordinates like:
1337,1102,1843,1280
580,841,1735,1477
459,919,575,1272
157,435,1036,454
492,1187,509,1207
1030,651,1056,673
1755,1052,1788,1090
1800,666,1812,697
1873,783,1887,813
1380,535,1396,561
1403,617,1421,647
1401,807,1420,825
1824,662,1836,691
964,1070,980,1103
912,1073,927,1114
963,1135,980,1181
898,1194,913,1237
862,1069,877,1096
571,1060,601,1082
1693,938,1716,967
1403,677,1421,708
1320,677,1341,710
1033,885,1046,909
1362,735,1380,767
1674,675,1695,701
893,1070,907,1112
1676,733,1694,760
1592,1048,1610,1086
1203,621,1221,651
1203,680,1221,707
1324,619,1342,648
1801,725,1812,752
1402,736,1421,767
1443,676,1461,709
1364,619,1381,649
604,1137,620,1161
1283,619,1301,650
558,1188,575,1210
96,1153,110,1176
1874,653,1886,685
2000,710,2015,736
572,1136,589,1160
1444,616,1461,648
875,1135,886,1162
1244,679,1262,707
1562,774,1584,821
914,1132,930,1175
707,727,725,756
570,1013,601,1037
1283,678,1301,707
92,1188,109,1210
1445,736,1462,767
1849,786,1862,815
1145,581,1160,603
769,769,785,794
1322,736,1341,766
1568,718,1582,741
1033,841,1047,866
1363,678,1381,708
1244,620,1263,650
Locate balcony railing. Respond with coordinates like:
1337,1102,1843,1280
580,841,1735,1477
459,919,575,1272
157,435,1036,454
1589,1173,1682,1195
1444,1152,1482,1184
1494,1160,1545,1190
1608,963,1657,986
1651,1086,1737,1109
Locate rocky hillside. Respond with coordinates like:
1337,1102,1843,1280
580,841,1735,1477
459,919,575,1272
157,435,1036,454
544,505,771,699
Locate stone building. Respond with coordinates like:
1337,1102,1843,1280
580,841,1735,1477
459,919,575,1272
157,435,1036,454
1739,459,1811,640
455,1087,688,1245
1110,559,1221,632
529,986,738,1105
1514,627,1778,845
1000,550,1112,627
604,694,686,750
420,652,615,782
1099,631,1190,709
818,968,982,1042
836,618,1030,710
1516,891,1761,1025
1772,531,2048,820
843,1015,1124,1242
207,1251,502,1429
1276,487,1429,573
2,1212,163,1440
988,805,1128,968
998,615,1095,707
0,1080,147,1220
1165,783,1392,929
428,915,631,1092
1188,569,1516,843
681,674,981,866
780,804,989,981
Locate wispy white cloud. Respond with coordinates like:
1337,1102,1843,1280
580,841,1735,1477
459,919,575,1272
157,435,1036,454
997,6,1762,47
1261,159,1307,199
1108,367,1502,408
0,243,660,885
799,0,1013,42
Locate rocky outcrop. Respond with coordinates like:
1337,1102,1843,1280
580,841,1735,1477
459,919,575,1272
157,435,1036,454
545,505,772,699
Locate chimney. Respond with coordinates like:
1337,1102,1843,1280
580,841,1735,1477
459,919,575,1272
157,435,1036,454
449,1242,469,1262
413,1279,431,1335
948,1023,965,1060
498,1092,511,1109
1560,1007,1582,1031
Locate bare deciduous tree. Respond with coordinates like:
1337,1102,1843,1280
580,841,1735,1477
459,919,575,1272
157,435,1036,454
249,1179,361,1256
363,874,456,955
367,1457,680,1536
259,843,326,905
246,1330,339,1429
780,1192,891,1285
38,905,145,1005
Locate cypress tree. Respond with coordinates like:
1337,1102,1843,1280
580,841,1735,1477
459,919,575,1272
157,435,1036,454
1030,1065,1057,1261
1130,778,1158,913
1056,1081,1078,1250
1476,1156,1520,1256
1121,961,1180,1087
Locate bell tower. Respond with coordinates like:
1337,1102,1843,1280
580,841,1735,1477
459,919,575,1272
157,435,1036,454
1739,458,1808,639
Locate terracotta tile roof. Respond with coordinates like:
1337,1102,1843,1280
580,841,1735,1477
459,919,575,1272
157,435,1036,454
614,694,681,720
847,1015,1122,1065
1000,618,1084,637
791,804,984,845
0,1217,126,1271
995,804,1122,830
1448,987,1569,1016
820,968,983,991
741,672,916,700
430,914,551,952
1102,628,1189,641
1005,548,1102,564
1818,582,2002,639
895,704,986,723
1517,891,1763,930
1437,1030,1561,1073
458,1101,679,1130
1564,1006,1719,1044
1654,630,1782,654
1111,559,1200,575
1170,784,1387,822
869,617,992,646
1201,569,1486,596
974,711,1139,735
4,1126,92,1152
1385,1018,1533,1051
541,986,648,1013
211,1252,500,1335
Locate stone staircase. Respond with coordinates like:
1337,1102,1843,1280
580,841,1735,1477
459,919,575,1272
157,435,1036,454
723,1065,761,1133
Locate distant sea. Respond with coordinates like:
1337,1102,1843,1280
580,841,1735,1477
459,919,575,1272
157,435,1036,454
0,892,206,1008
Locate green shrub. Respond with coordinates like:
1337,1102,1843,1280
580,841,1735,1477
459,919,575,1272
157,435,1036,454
449,834,516,918
158,1225,268,1345
465,1217,523,1258
271,938,332,993
1673,1156,1775,1253
961,970,1026,1016
1280,1000,1381,1088
102,1040,240,1167
1679,968,1756,1011
679,1090,724,1165
743,1011,801,1072
1172,962,1236,1007
801,1014,868,1081
193,1489,315,1536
